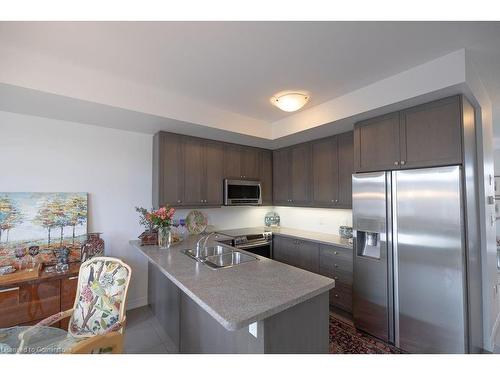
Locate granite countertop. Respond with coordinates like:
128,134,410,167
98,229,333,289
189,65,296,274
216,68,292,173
130,236,334,331
219,226,353,249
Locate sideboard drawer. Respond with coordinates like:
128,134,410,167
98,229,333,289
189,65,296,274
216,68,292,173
0,280,61,328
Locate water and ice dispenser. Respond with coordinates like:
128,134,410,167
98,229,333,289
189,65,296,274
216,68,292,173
355,230,381,259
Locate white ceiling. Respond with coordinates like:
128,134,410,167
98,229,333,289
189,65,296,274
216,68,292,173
1,21,499,126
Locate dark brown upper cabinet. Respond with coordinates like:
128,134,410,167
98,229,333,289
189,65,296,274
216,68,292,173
204,141,224,206
260,150,273,205
290,143,313,206
272,144,312,207
223,144,260,180
400,95,462,168
241,147,260,180
312,132,354,208
272,148,290,206
354,112,400,172
153,132,223,208
312,136,339,207
154,132,271,208
223,144,243,179
272,235,319,274
337,131,354,208
153,132,184,208
354,95,463,172
182,137,205,206
274,131,353,209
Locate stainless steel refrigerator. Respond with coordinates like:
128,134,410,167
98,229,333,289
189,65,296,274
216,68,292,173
352,165,468,353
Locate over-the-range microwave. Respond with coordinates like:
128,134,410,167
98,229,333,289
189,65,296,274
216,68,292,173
223,179,262,206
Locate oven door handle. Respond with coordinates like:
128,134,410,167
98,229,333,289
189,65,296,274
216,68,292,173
236,241,271,250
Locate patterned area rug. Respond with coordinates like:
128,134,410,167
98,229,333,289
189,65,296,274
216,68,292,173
329,314,402,354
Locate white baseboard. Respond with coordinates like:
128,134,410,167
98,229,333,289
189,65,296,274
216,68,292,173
126,296,148,310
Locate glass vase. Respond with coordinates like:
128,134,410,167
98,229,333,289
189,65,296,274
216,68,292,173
158,227,172,249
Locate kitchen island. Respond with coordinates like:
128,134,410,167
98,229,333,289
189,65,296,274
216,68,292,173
130,235,334,353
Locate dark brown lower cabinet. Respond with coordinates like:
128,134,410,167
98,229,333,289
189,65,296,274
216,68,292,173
319,244,353,313
273,235,319,273
273,235,295,265
273,236,353,313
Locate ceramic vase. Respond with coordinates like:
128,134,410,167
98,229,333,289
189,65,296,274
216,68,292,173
81,233,105,262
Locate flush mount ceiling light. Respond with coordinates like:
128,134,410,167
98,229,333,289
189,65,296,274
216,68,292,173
270,91,310,112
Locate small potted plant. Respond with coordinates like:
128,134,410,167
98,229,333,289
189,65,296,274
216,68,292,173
136,206,157,246
136,206,176,248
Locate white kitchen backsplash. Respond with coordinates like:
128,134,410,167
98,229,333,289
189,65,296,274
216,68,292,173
173,206,271,231
273,206,352,235
173,205,352,235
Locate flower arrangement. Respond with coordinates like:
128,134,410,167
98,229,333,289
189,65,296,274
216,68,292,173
135,206,176,247
136,206,175,230
146,206,176,229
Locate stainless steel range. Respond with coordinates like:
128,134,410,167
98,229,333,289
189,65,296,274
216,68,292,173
216,228,273,258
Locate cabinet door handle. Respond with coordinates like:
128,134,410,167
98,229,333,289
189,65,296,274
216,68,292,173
401,160,406,165
68,276,79,280
177,200,182,203
394,161,399,166
334,294,339,298
0,286,19,293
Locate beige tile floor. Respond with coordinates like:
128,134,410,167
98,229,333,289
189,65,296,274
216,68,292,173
124,306,176,354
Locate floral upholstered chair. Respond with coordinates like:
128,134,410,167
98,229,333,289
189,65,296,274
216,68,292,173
18,257,131,354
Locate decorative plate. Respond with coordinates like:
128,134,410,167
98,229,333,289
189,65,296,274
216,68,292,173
0,265,16,276
186,210,208,235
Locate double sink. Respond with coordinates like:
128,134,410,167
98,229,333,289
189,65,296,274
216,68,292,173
183,244,258,269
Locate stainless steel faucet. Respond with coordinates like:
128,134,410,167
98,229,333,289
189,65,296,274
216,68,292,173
195,232,215,257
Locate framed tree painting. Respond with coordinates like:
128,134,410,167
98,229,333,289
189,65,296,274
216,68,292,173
0,192,88,266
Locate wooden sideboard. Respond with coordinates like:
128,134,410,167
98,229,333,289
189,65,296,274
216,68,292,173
0,263,80,330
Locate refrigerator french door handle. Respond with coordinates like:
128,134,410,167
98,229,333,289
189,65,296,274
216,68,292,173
392,172,400,348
